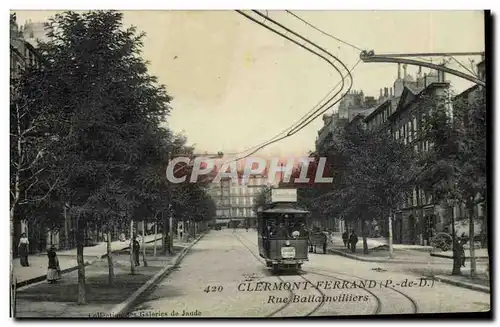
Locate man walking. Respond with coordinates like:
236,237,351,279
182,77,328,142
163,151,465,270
349,231,359,254
133,236,140,266
342,230,349,249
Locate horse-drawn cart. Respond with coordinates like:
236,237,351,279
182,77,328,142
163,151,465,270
309,231,328,254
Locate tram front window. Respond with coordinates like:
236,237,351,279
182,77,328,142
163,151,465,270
266,215,308,239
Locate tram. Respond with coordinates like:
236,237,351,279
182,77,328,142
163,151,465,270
257,188,310,273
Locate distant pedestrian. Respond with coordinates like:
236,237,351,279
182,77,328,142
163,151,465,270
458,233,468,267
18,233,30,267
349,231,359,254
47,246,61,283
133,236,140,267
119,232,126,242
342,230,349,249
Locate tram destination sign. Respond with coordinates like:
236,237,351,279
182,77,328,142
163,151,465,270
266,188,297,203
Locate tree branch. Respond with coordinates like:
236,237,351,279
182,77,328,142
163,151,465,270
18,176,60,205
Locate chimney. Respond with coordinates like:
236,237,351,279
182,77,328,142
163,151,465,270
380,88,383,98
384,87,388,97
390,87,393,98
398,63,401,79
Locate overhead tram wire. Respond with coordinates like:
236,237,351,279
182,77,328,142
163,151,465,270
224,10,365,159
227,60,359,163
226,11,354,160
221,10,351,162
285,10,365,53
223,66,352,158
246,10,351,127
250,10,355,135
450,55,478,77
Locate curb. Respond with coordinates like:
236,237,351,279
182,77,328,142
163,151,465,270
433,275,490,294
15,237,163,289
328,249,430,264
430,253,489,260
110,232,207,317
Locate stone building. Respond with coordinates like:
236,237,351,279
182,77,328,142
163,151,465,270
363,62,485,245
207,173,268,228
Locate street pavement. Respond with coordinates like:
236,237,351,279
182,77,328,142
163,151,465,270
13,235,162,285
128,229,490,317
14,237,185,318
328,233,489,282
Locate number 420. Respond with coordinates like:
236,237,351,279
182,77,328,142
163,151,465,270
204,285,223,293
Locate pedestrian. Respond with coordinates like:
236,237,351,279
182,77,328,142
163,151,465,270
349,231,359,254
18,233,30,267
133,236,140,267
276,223,288,238
47,246,61,283
342,230,349,249
459,233,468,267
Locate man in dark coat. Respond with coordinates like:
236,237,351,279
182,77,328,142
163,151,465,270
349,231,359,254
133,236,141,266
342,230,349,249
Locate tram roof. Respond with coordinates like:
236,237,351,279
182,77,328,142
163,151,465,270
261,207,309,214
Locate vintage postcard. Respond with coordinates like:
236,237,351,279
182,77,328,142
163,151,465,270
10,9,489,318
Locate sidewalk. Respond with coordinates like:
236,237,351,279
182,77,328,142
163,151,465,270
14,235,204,318
431,248,489,260
330,233,432,251
328,234,439,264
328,234,490,293
13,235,162,287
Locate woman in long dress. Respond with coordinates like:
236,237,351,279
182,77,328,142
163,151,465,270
18,233,30,267
47,246,61,283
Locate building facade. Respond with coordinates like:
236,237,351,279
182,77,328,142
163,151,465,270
362,62,485,245
208,174,268,228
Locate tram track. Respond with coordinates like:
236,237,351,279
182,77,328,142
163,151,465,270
238,232,419,316
233,232,326,317
305,268,419,314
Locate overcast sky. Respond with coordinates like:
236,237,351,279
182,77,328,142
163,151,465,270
13,10,485,159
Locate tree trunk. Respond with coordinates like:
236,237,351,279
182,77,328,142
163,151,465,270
106,228,114,285
361,217,368,254
169,214,174,253
76,220,86,304
64,205,69,249
10,205,16,317
388,211,394,259
450,204,461,275
162,211,168,255
153,218,158,257
468,201,477,278
142,220,148,267
481,203,487,248
129,220,135,275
